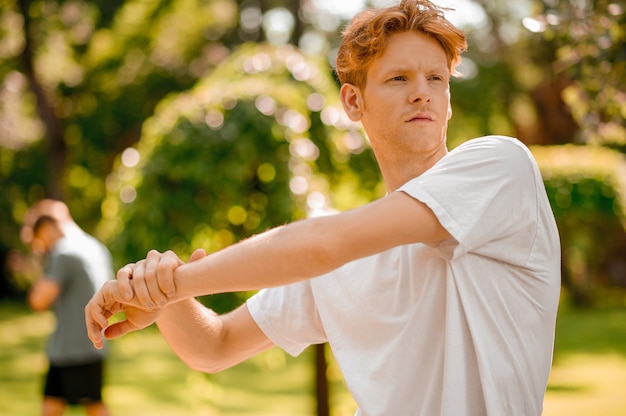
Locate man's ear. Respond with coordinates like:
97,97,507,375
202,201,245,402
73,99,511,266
340,83,364,122
447,103,453,120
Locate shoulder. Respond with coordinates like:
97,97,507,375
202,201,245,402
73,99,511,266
445,136,537,175
49,237,85,267
54,233,102,254
402,135,539,206
50,237,73,258
457,135,535,161
453,135,530,158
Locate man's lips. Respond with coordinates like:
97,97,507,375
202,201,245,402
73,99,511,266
406,113,433,122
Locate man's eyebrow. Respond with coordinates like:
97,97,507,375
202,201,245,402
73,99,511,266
379,65,450,76
379,66,415,76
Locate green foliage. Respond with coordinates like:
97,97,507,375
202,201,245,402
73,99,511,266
2,0,624,307
532,144,626,306
0,0,239,254
448,61,518,148
0,301,325,415
529,0,626,147
98,43,380,311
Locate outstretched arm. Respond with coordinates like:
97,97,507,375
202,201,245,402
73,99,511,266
86,249,275,372
122,190,450,308
88,191,448,343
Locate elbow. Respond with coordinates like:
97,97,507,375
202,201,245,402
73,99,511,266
193,365,226,375
29,304,46,312
176,341,236,374
183,356,231,374
27,295,47,312
28,302,43,312
185,360,216,374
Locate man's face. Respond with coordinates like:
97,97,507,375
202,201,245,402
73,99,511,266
29,231,48,256
346,31,452,160
29,225,54,256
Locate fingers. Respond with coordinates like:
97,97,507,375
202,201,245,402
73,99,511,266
85,281,124,349
155,250,182,299
128,259,154,309
85,279,161,348
189,248,207,262
85,302,106,349
103,305,160,340
103,320,138,340
118,250,184,310
117,264,135,301
88,248,192,349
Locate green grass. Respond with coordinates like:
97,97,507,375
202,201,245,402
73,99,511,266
1,299,625,415
0,299,356,416
543,303,626,416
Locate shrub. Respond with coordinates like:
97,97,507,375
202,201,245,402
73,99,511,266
97,43,381,311
532,144,626,306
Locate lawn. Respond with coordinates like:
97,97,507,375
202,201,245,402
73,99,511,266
0,299,356,416
1,299,625,415
543,303,626,416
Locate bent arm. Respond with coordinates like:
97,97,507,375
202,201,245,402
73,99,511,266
156,300,274,373
172,191,450,300
28,278,60,311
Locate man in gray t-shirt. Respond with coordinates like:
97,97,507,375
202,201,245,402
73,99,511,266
26,203,112,416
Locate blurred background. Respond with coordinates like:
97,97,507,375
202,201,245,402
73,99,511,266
0,0,624,414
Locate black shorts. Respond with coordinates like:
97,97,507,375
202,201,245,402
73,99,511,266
44,360,105,405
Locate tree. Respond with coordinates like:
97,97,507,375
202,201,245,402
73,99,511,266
1,0,240,254
98,42,378,414
526,0,625,149
1,0,624,408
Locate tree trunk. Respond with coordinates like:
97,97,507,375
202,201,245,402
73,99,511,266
18,0,66,200
315,343,330,416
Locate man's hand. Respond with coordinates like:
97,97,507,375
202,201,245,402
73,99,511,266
85,249,207,349
118,249,206,308
84,280,160,349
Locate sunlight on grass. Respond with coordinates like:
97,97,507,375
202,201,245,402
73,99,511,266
544,354,626,416
0,300,322,416
104,327,319,415
1,300,624,416
543,302,626,416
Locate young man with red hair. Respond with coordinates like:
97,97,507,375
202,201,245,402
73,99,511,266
86,1,560,414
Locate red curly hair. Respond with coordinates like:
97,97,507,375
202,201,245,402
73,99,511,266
335,0,468,88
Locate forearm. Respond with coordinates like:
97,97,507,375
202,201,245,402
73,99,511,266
156,299,273,373
172,218,345,300
156,298,226,373
27,278,59,311
167,191,447,301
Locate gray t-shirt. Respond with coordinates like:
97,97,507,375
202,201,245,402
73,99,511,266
45,230,113,365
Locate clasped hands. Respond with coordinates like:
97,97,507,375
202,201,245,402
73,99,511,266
85,248,206,349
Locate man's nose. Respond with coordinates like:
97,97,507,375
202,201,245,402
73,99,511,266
410,79,431,103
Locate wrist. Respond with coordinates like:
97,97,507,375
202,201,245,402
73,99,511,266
172,261,200,301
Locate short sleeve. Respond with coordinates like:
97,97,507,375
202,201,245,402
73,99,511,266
399,136,539,266
45,251,69,286
247,280,328,356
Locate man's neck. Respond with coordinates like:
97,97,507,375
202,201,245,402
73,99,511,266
380,146,448,192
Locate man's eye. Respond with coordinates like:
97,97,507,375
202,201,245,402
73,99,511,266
390,76,406,81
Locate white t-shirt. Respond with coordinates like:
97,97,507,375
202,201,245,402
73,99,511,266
247,136,561,416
